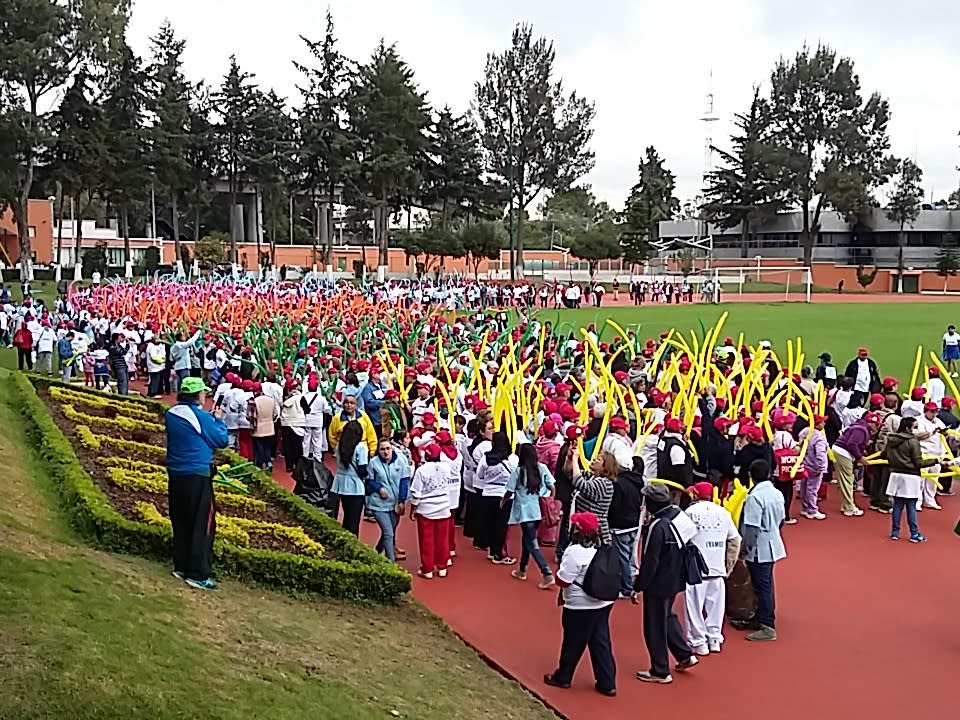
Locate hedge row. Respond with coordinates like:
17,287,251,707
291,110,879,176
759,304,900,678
17,374,411,602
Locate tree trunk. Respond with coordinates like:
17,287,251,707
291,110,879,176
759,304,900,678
194,203,201,244
229,169,239,264
800,199,813,266
377,188,389,280
740,220,749,259
326,180,336,262
897,226,905,294
254,187,262,274
16,92,38,282
515,190,525,277
171,193,182,273
121,201,131,266
55,190,65,268
72,193,83,270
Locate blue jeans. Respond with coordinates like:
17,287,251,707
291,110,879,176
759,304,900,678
612,529,638,596
372,509,398,561
891,496,919,537
747,561,776,629
115,367,129,395
519,520,551,576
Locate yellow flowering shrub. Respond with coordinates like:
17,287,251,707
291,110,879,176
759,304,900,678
62,403,165,433
50,386,158,421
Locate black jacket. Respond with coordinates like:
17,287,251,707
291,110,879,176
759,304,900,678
843,357,881,394
634,506,686,597
735,442,774,485
608,468,645,530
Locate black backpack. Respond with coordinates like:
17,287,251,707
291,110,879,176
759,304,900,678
575,544,621,601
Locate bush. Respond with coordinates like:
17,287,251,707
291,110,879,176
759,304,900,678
17,375,411,602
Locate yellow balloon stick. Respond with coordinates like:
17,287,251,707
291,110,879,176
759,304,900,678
907,344,923,397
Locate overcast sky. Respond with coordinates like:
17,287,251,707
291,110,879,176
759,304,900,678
127,0,960,210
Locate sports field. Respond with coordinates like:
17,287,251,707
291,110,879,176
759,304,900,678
535,302,959,382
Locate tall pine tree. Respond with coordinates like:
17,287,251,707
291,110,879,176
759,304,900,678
703,88,785,258
348,41,430,279
622,146,679,265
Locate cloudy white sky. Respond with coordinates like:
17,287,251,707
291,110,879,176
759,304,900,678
127,0,960,210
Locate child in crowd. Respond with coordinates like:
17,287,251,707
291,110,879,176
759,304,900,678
92,345,110,389
82,350,96,387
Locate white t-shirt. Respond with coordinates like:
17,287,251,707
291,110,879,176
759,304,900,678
915,415,945,457
684,502,740,578
926,378,946,405
854,359,871,393
602,432,634,471
557,544,613,610
943,332,959,347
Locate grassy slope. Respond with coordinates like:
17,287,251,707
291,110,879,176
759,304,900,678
536,302,959,383
0,372,555,720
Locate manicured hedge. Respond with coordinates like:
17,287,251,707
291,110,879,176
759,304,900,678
17,374,411,602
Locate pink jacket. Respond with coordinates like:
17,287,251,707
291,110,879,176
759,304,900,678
535,436,561,472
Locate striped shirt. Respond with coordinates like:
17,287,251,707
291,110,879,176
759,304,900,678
571,471,615,543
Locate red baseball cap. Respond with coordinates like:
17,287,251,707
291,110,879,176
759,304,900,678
570,512,600,534
858,347,869,356
435,429,453,444
813,414,829,424
564,425,584,441
882,376,899,390
665,417,684,433
942,397,957,408
869,393,884,409
923,402,939,412
745,425,764,442
422,412,436,425
864,412,881,424
929,367,940,377
241,379,254,391
910,387,926,401
609,416,629,430
689,481,714,501
422,444,442,461
541,419,559,436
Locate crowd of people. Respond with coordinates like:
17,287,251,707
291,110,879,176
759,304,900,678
9,278,958,694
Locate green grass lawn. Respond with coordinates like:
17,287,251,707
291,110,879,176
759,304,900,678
0,371,555,720
535,302,960,384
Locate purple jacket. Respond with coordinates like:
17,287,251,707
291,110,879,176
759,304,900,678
835,419,870,461
800,427,828,475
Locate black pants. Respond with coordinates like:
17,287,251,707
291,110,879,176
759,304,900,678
471,492,490,549
160,367,171,395
483,495,511,559
462,489,477,536
747,561,776,629
17,348,32,371
551,605,616,690
642,593,693,678
282,427,303,471
773,480,794,519
870,465,892,509
147,371,163,397
253,436,274,469
167,472,216,581
338,494,365,536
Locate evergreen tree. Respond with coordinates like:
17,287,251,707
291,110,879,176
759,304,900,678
474,23,595,274
886,158,924,293
766,44,895,265
622,146,679,265
146,21,193,270
101,42,149,269
937,233,960,291
0,0,128,280
295,8,354,266
214,55,261,263
347,41,430,278
567,218,622,277
183,84,218,244
459,221,503,278
703,87,785,258
422,107,485,229
45,69,105,271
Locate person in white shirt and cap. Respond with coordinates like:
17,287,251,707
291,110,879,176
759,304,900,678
682,482,741,655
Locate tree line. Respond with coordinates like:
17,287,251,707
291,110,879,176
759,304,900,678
1,3,957,282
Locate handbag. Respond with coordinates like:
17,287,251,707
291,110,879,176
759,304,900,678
668,521,708,586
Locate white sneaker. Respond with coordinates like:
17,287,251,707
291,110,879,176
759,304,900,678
842,508,864,517
691,644,709,656
924,503,942,511
802,511,827,520
708,640,722,653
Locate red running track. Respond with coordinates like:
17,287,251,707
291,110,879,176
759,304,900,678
268,462,960,720
131,379,959,719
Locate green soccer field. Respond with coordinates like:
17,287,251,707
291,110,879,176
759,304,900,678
533,302,960,385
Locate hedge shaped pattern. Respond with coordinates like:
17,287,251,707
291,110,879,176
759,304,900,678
18,374,411,602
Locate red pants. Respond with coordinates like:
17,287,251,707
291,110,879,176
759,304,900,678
448,517,457,555
416,515,450,574
238,429,254,461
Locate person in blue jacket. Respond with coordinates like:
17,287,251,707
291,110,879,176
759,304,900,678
365,436,411,561
165,376,229,591
360,372,388,430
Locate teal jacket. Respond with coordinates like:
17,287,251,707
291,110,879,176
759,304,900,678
365,451,411,512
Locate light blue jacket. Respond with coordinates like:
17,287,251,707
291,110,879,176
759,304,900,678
740,481,787,563
505,462,555,525
165,402,230,476
331,441,369,497
365,451,411,512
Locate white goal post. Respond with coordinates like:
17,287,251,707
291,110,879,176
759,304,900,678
703,265,814,303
